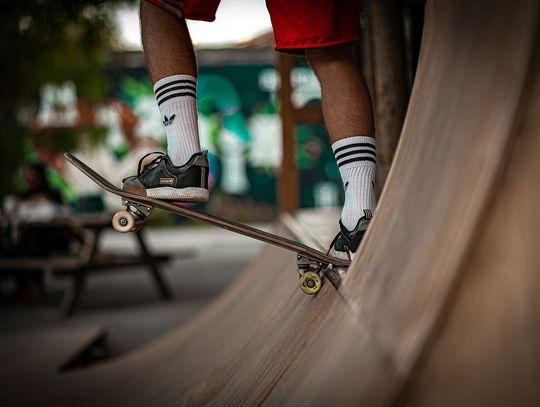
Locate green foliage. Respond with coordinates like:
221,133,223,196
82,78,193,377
120,76,154,109
0,117,30,196
0,0,135,197
0,0,119,105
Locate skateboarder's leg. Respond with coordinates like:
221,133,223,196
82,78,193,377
141,0,200,166
307,46,376,253
121,1,218,201
268,0,374,252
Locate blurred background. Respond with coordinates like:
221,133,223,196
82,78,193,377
0,0,424,367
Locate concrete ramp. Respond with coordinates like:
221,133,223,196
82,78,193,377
6,0,540,405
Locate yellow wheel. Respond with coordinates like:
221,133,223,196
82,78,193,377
112,210,140,233
299,271,322,295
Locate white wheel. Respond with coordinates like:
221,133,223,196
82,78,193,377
112,210,138,233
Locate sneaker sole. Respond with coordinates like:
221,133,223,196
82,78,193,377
146,187,209,202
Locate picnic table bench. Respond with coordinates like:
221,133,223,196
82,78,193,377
0,213,174,315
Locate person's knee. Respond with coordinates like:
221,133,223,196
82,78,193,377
141,0,186,20
306,45,353,65
140,0,158,15
305,45,356,81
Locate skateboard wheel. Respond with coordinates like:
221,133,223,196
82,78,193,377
131,224,143,233
299,271,322,295
112,210,140,233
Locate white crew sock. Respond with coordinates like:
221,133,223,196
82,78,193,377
154,74,201,166
332,136,377,230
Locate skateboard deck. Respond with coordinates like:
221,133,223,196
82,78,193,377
65,153,350,294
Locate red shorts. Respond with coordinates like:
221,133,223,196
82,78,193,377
145,0,361,53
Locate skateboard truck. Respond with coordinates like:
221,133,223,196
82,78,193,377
297,254,327,295
112,199,153,233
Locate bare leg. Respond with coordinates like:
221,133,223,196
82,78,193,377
306,45,374,143
140,0,197,82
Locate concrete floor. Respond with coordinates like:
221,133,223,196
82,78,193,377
0,225,265,357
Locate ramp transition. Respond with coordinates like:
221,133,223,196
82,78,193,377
5,0,540,405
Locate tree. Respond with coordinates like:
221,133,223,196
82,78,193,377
0,0,134,197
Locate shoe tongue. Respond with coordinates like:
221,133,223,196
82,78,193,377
140,153,165,174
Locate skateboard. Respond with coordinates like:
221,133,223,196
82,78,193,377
65,153,350,295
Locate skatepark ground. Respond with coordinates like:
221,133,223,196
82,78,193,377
2,0,540,405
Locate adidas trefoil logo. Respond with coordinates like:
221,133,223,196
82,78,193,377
163,114,176,126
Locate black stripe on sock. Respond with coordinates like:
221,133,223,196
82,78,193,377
337,156,376,167
333,142,376,155
156,85,197,102
157,92,196,106
154,79,196,95
337,154,376,166
335,149,376,162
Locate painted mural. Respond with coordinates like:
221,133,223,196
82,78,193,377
33,63,343,218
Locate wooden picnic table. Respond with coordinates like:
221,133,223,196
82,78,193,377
0,212,175,316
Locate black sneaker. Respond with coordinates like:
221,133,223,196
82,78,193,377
330,211,373,253
122,151,209,202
